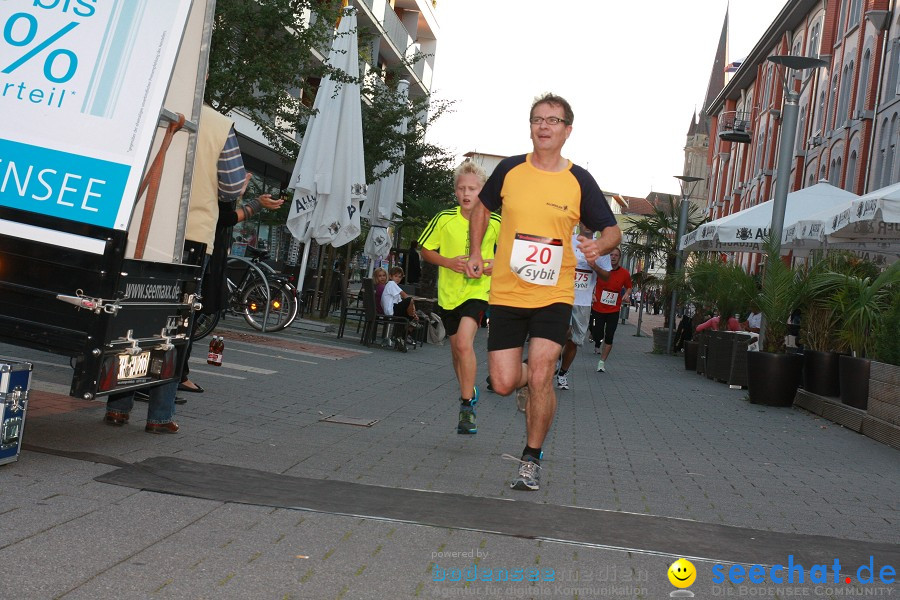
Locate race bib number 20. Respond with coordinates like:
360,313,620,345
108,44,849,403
510,233,563,286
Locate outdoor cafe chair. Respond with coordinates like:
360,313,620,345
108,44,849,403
359,278,416,349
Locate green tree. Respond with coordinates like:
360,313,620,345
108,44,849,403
621,196,706,328
205,0,346,157
360,74,457,241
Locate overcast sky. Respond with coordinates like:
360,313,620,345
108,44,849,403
425,0,788,197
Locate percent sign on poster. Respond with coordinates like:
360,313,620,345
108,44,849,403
2,13,79,83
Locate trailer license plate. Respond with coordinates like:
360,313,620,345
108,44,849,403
118,352,151,380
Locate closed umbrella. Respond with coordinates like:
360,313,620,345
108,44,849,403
286,5,366,291
680,182,856,253
362,80,409,273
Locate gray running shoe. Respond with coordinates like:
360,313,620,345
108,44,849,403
596,359,605,372
515,386,529,413
556,373,569,390
505,454,541,491
457,404,476,434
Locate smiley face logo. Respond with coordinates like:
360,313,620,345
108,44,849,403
668,558,696,588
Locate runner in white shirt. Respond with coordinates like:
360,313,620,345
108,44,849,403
555,224,611,390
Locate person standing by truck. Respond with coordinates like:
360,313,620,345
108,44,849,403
179,105,283,395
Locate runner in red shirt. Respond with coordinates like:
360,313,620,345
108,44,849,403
589,247,632,372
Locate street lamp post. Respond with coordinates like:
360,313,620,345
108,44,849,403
666,175,702,355
766,55,828,255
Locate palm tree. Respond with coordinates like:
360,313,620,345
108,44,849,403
621,195,706,328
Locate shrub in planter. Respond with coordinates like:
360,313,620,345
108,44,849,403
816,261,900,410
874,292,900,367
748,239,808,406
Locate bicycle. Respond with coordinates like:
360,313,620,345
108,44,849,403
191,246,299,341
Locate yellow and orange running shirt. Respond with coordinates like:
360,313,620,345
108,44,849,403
478,154,616,309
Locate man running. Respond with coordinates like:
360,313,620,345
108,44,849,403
555,225,611,390
590,247,632,373
419,161,501,435
465,93,621,491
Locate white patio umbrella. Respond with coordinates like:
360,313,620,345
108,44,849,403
826,180,900,243
363,79,409,223
680,181,857,253
781,181,900,264
363,220,393,263
362,80,409,274
286,5,366,291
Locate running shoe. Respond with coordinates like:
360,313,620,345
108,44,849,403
486,375,494,393
394,337,407,353
593,346,602,354
556,373,570,390
457,404,477,434
596,359,605,372
515,385,529,413
505,454,541,491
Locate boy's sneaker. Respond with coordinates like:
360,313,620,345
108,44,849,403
593,346,602,354
596,359,605,372
515,386,529,413
504,454,541,491
457,404,477,434
555,373,570,390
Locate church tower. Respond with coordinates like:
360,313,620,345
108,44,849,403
683,8,728,212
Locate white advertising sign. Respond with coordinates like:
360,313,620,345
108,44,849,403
0,0,193,231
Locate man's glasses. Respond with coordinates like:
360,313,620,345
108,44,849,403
529,116,569,126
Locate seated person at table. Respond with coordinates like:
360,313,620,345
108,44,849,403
743,303,762,333
373,267,389,314
381,266,419,351
696,313,743,332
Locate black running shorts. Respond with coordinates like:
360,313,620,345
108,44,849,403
487,303,571,351
440,299,488,337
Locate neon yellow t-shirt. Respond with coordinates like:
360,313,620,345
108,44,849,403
418,206,501,310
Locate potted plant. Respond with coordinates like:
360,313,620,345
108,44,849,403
675,260,715,370
746,238,808,406
868,292,900,427
800,252,871,397
622,196,706,349
817,261,899,410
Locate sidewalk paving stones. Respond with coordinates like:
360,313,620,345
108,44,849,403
0,309,897,599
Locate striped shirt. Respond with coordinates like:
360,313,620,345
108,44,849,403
217,127,247,201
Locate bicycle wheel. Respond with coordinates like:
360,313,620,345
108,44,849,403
191,311,220,341
241,280,298,332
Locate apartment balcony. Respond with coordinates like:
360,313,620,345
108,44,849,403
718,111,753,143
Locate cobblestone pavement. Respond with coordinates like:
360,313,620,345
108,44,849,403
0,306,897,600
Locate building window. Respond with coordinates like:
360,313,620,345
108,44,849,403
886,114,899,186
754,127,765,173
874,116,888,185
894,40,900,97
837,62,853,126
816,90,826,133
848,0,861,29
829,157,842,186
808,21,822,58
796,105,807,154
808,172,816,186
827,74,839,131
856,49,870,116
836,0,845,37
846,150,857,191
